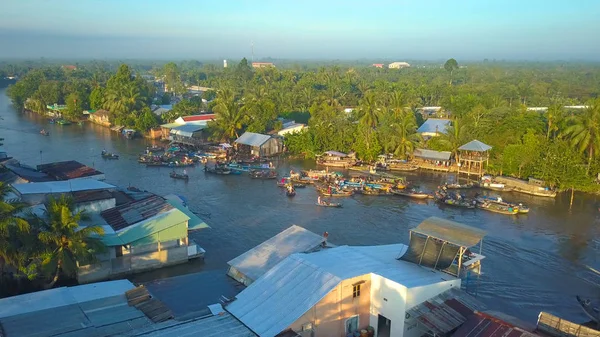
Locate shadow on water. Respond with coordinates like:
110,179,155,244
1,88,600,323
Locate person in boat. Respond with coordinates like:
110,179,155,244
183,169,187,175
102,149,106,155
318,196,322,205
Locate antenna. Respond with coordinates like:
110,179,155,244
251,41,254,63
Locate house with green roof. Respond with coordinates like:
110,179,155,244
77,194,209,284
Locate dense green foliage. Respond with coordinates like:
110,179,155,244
5,58,600,190
0,185,105,296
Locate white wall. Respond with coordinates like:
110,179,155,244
369,274,408,337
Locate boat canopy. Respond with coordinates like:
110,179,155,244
411,217,486,247
323,151,347,157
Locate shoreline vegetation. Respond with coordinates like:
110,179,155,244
3,59,600,193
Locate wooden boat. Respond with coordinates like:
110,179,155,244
320,189,353,197
480,182,513,192
316,151,357,168
441,199,475,208
101,151,119,159
205,166,231,175
145,162,165,167
477,196,529,214
56,119,71,125
477,202,518,215
286,190,296,197
444,183,475,189
576,296,599,324
391,189,432,199
249,169,277,179
388,163,419,172
40,129,49,136
170,172,189,180
316,202,342,208
511,187,557,198
149,145,164,152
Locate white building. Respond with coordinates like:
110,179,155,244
224,59,228,68
388,62,411,69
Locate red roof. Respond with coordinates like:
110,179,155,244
182,114,215,122
452,312,540,337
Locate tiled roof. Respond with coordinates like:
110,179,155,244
100,195,173,231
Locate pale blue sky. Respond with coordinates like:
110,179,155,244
1,0,599,60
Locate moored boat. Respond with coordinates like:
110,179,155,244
476,195,529,214
205,165,231,175
316,151,357,168
320,189,353,197
444,183,475,189
286,189,296,197
477,201,518,215
249,169,277,179
391,189,432,199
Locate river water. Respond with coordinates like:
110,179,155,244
1,88,599,323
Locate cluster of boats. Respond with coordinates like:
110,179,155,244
435,188,529,215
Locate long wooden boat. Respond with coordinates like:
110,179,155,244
249,169,277,179
477,196,529,214
40,129,49,136
170,172,189,180
438,198,475,209
511,187,557,198
101,152,119,160
145,162,165,167
360,189,392,196
205,166,231,175
388,164,419,172
391,189,432,199
477,202,518,215
444,183,475,189
576,296,599,323
316,202,342,208
320,190,353,197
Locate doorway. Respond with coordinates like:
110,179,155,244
377,314,391,337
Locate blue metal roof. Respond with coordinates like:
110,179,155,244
417,119,451,134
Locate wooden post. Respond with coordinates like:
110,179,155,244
418,237,430,265
457,247,464,278
570,187,574,208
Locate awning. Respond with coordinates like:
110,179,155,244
411,217,486,247
413,149,451,161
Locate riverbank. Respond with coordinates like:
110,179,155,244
1,88,600,324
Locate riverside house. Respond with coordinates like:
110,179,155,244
225,218,489,337
77,194,209,284
235,132,283,157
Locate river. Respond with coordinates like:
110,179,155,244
1,88,599,324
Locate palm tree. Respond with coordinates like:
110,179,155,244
37,196,104,289
436,118,469,157
0,183,29,280
562,99,600,171
358,92,381,128
545,104,564,140
388,91,407,118
211,88,246,141
380,112,421,159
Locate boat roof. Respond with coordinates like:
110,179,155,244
411,217,486,247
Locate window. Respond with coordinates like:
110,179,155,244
346,315,359,334
353,284,361,298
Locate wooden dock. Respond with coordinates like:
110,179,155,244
537,312,600,337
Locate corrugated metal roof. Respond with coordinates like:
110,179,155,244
405,287,485,336
72,190,113,203
170,124,206,137
227,244,455,337
182,114,215,122
227,225,325,283
324,150,347,157
128,312,256,337
413,148,452,161
235,132,272,147
13,179,115,195
411,217,487,247
166,199,210,231
37,161,103,180
160,122,180,129
101,195,173,231
458,140,492,152
453,312,540,337
417,119,451,134
4,163,52,182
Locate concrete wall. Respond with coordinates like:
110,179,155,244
288,274,372,337
369,274,408,337
131,245,187,270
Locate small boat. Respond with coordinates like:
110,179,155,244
477,202,518,215
286,189,296,197
576,296,599,324
477,196,529,214
320,189,353,197
101,151,119,159
56,119,71,125
149,145,164,152
316,201,342,208
48,119,56,124
40,129,49,136
249,169,277,179
205,165,231,175
444,183,475,189
480,182,513,192
441,198,476,208
145,162,165,167
391,189,432,199
77,121,83,126
170,171,189,180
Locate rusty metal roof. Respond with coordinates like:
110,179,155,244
406,287,485,336
412,217,487,247
100,195,173,231
37,160,103,180
452,312,540,337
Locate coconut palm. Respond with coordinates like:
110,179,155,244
436,118,469,157
562,99,600,171
379,111,421,159
358,92,381,128
210,88,246,141
37,196,104,289
0,182,29,279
